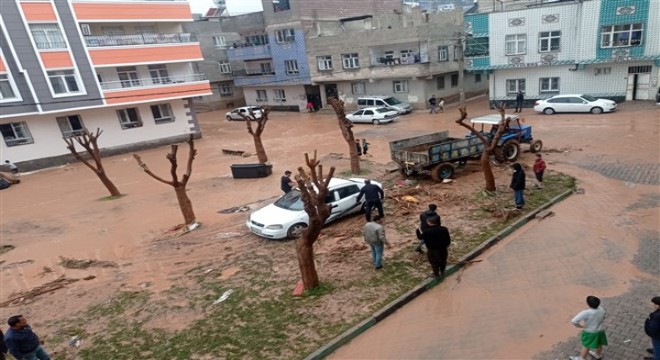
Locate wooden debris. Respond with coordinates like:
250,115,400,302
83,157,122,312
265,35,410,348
1,276,79,307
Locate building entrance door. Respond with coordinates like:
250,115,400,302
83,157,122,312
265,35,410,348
324,83,338,104
626,66,652,100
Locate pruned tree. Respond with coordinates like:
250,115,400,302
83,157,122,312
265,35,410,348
239,106,271,163
328,97,360,174
133,134,198,228
454,103,514,192
293,150,335,290
63,128,121,197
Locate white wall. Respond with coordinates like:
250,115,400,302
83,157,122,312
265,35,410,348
242,85,307,111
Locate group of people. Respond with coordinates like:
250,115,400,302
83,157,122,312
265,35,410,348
355,139,371,157
509,153,547,209
428,95,446,114
1,315,50,360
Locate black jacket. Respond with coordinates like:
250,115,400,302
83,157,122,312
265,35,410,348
357,183,384,202
419,209,440,231
510,164,526,190
0,329,6,354
516,92,524,102
416,225,451,250
645,309,660,340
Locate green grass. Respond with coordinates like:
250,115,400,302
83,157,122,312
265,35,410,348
338,168,372,177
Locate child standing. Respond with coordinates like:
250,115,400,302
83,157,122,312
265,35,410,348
570,295,608,360
533,153,546,188
362,139,371,157
438,98,445,113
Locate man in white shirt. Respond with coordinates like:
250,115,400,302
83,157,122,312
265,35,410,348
570,295,608,360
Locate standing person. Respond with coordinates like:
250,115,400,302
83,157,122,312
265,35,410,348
415,216,451,277
356,179,384,222
570,296,608,360
438,97,445,113
363,216,389,269
4,160,18,174
515,90,524,112
644,296,660,360
355,139,363,157
416,204,440,253
0,329,7,360
4,315,51,360
533,153,547,189
510,162,526,209
428,95,437,114
361,139,371,157
306,100,315,113
280,170,295,194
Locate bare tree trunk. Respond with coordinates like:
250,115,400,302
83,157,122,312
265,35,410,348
328,98,361,174
241,107,271,164
96,170,121,197
480,152,496,191
253,136,268,163
64,128,122,197
296,240,319,289
348,140,360,174
174,184,196,225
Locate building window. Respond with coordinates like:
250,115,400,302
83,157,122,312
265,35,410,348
451,74,458,87
539,77,559,93
260,63,272,74
342,53,360,69
0,122,33,147
256,89,268,102
275,28,295,44
273,0,291,12
628,65,652,74
594,67,611,76
438,46,449,62
245,34,268,46
148,64,170,84
213,36,226,47
506,79,526,94
317,55,332,71
393,80,408,93
436,75,445,90
218,61,231,74
151,104,174,124
601,23,643,48
117,108,143,129
117,66,141,88
47,70,81,95
29,24,66,49
284,60,299,75
219,82,233,97
505,34,527,55
0,74,19,101
274,89,286,102
539,31,561,52
351,82,366,95
56,115,85,138
475,73,482,83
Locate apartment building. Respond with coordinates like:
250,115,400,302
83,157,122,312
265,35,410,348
0,0,211,170
465,0,660,107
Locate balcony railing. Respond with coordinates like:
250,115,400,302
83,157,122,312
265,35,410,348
370,53,429,66
100,74,207,91
227,44,272,60
231,70,276,78
85,33,197,47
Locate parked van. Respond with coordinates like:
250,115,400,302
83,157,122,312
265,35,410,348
357,96,413,114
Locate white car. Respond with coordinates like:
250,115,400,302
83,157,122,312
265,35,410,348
533,94,617,115
246,178,382,239
346,107,399,125
225,106,263,120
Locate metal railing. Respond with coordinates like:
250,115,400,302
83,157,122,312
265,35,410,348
231,70,276,78
370,54,429,66
100,74,207,91
85,33,196,47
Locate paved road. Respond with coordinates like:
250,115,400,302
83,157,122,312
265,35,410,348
329,102,660,360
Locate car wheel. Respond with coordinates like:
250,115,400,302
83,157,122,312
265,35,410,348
287,223,308,239
530,139,543,153
372,119,381,125
590,107,603,114
226,115,233,121
543,108,555,115
431,163,455,182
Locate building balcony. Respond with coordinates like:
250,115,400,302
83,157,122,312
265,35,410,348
88,43,203,66
101,74,211,105
73,1,193,22
370,54,429,67
227,45,272,61
85,33,197,48
231,70,277,86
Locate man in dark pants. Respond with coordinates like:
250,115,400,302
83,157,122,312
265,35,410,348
356,179,384,222
4,315,51,360
416,204,440,253
644,296,660,360
0,329,7,360
515,90,524,113
415,217,451,277
510,162,526,209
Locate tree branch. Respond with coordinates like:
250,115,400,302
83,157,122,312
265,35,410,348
133,154,175,186
167,145,179,184
64,137,98,173
182,134,197,185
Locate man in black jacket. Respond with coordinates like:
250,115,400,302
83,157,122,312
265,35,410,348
510,162,526,209
356,179,384,222
416,216,451,277
644,296,660,360
416,204,440,253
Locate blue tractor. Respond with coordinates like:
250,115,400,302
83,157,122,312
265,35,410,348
469,113,543,163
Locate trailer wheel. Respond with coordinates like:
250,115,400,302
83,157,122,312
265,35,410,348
530,139,543,153
431,163,455,182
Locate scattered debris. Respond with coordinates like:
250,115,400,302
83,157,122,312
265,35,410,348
241,152,252,158
1,259,35,270
575,188,585,194
535,210,554,220
213,232,242,240
442,179,453,184
69,336,81,348
203,268,214,275
219,267,241,280
218,206,250,214
59,257,118,270
0,276,79,307
222,149,245,156
0,244,15,255
37,266,53,278
167,224,186,233
327,153,343,159
212,289,234,305
402,195,419,203
82,275,96,281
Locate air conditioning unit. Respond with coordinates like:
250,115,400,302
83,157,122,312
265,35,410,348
80,24,91,36
285,36,295,42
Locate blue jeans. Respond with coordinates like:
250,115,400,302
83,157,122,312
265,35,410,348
514,189,525,207
24,346,51,360
652,337,660,360
369,243,384,268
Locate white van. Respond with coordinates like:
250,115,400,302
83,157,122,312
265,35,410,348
357,96,413,114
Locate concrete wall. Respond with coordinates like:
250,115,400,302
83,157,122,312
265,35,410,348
261,0,402,25
242,85,307,111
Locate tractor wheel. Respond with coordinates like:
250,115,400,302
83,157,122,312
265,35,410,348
530,139,543,153
431,163,455,182
495,140,520,163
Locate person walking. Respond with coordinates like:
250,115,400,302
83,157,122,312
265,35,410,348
510,162,526,209
363,216,389,269
644,296,660,360
533,153,547,189
416,204,440,253
356,179,384,222
4,160,18,174
355,139,362,157
515,90,524,113
281,170,295,194
415,216,451,277
438,97,445,113
428,95,438,114
361,139,371,157
570,296,608,360
4,315,51,360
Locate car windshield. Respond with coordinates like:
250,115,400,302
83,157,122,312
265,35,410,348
273,190,304,211
376,108,392,113
383,97,401,105
581,95,597,102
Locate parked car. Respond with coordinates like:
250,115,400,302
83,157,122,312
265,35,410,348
357,95,413,114
346,107,399,125
246,178,382,239
225,106,263,120
533,94,617,115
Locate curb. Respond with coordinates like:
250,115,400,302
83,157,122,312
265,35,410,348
304,188,574,360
